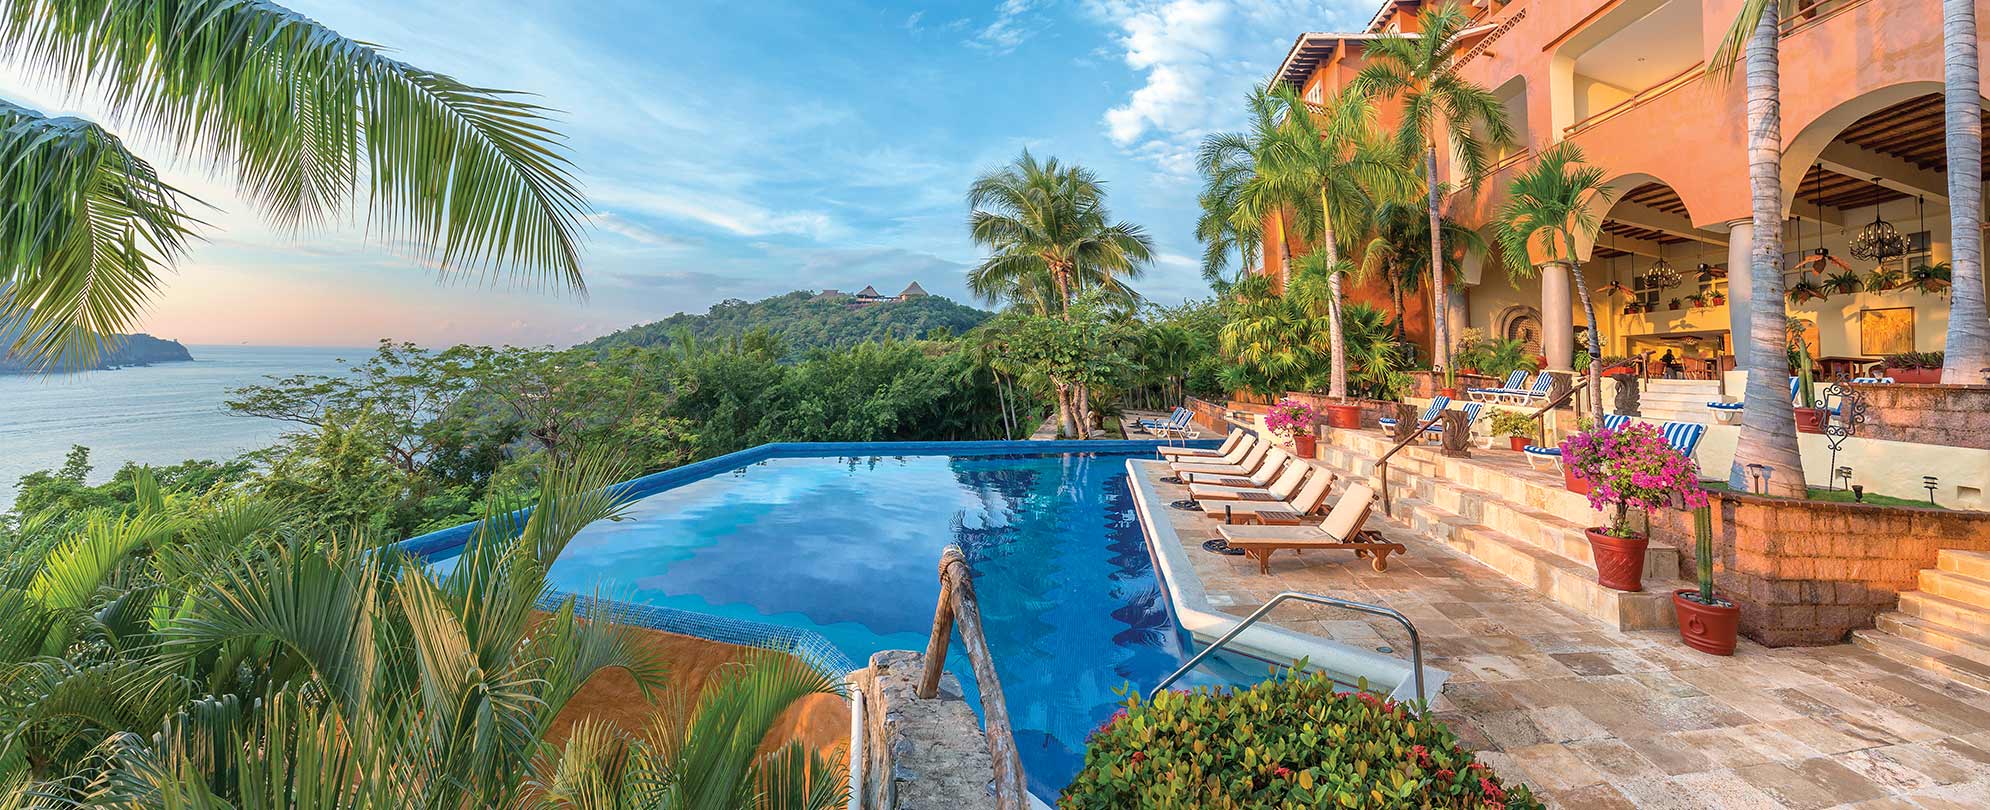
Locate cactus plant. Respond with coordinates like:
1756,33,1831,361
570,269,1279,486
1695,504,1716,604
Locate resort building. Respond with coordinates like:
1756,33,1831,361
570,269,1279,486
1270,0,1982,375
1261,0,1990,508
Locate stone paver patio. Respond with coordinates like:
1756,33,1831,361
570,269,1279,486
1140,462,1990,809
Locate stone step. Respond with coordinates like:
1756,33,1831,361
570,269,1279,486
1939,550,1990,580
1851,629,1990,694
1874,611,1990,667
1920,569,1990,609
1899,590,1990,636
1642,379,1721,391
1302,442,1684,631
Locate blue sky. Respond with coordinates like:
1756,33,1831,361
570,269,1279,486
0,0,1374,347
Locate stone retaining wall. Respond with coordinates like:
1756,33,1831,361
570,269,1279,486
851,650,999,810
1854,383,1990,451
1649,495,1990,646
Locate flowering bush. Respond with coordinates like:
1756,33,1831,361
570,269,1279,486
1061,666,1543,809
1264,398,1317,438
1561,420,1709,537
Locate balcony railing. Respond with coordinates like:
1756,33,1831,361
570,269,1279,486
1562,62,1704,139
1782,0,1876,36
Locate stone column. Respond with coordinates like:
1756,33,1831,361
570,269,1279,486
1725,219,1755,372
1448,286,1471,344
1540,261,1574,370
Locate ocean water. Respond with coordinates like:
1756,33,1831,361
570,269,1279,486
0,345,359,507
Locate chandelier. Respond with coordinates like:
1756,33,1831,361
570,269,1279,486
1642,244,1682,290
1848,178,1907,261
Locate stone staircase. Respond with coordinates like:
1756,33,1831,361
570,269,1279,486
1308,427,1688,630
1634,379,1724,425
1852,551,1990,693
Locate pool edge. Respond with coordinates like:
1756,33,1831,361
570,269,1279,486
1124,457,1451,703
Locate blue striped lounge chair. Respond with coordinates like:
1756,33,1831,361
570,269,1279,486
1467,371,1526,402
1422,402,1484,442
1851,376,1895,384
1705,400,1744,424
1378,396,1450,432
1659,420,1707,460
1523,414,1631,470
1139,407,1191,432
1496,373,1555,405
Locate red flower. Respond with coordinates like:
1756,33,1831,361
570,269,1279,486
1273,766,1294,779
1411,744,1432,767
1435,768,1456,780
1131,751,1146,765
1468,761,1487,773
1479,777,1506,801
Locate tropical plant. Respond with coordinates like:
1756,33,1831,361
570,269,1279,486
1908,260,1953,294
966,151,1153,437
1688,504,1722,606
531,653,848,810
1880,350,1946,370
1202,86,1309,290
1793,347,1818,409
1258,84,1410,401
1217,273,1321,398
1194,119,1262,294
1361,199,1487,343
1939,0,1988,383
1341,302,1415,400
1710,0,1806,497
1864,265,1906,292
1560,421,1709,539
0,0,588,370
1490,409,1535,439
1062,664,1543,809
1354,1,1515,373
1822,268,1865,295
1492,141,1614,420
0,451,678,805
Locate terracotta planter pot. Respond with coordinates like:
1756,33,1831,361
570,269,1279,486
1437,387,1459,399
1793,406,1826,434
1673,589,1740,656
1293,432,1317,459
1885,367,1941,384
1562,465,1591,496
1601,365,1636,377
1508,436,1529,452
1585,529,1648,592
1325,404,1363,429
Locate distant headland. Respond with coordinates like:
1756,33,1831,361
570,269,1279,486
0,332,194,375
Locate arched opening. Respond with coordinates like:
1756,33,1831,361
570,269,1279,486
1775,89,1988,364
1495,306,1544,355
1588,180,1734,372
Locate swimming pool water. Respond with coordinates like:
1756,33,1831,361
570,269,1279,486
505,449,1256,795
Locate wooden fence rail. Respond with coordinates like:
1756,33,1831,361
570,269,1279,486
918,546,1028,810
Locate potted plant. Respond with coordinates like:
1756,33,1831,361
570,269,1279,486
1266,398,1319,459
1707,290,1726,306
1490,409,1535,451
1324,399,1364,429
1674,504,1740,655
1561,421,1709,592
1786,276,1827,305
1598,355,1637,377
1437,366,1459,399
1907,261,1951,295
1864,266,1905,293
1668,297,1682,311
1823,268,1865,296
1683,292,1707,309
1880,350,1944,384
1791,350,1824,434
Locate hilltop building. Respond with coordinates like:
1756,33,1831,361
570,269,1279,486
814,283,932,306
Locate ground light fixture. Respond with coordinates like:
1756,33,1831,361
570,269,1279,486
1745,464,1772,495
1924,476,1940,505
1835,466,1854,491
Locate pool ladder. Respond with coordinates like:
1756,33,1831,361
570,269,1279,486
1147,590,1427,706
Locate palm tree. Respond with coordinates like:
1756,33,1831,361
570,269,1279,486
1201,86,1308,290
1260,84,1409,401
1354,2,1515,373
1492,142,1614,420
1941,0,1989,382
1218,273,1320,399
1711,0,1807,497
0,1,589,370
1362,199,1485,344
967,151,1153,437
1195,133,1261,295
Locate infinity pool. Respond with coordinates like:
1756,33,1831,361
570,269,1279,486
440,447,1256,795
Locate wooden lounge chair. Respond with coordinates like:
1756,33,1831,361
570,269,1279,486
1168,433,1255,471
1218,483,1401,574
1172,439,1271,477
1158,427,1244,459
1190,457,1310,501
1199,469,1335,524
1183,446,1288,486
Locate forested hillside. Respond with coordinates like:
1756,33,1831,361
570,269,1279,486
582,290,993,356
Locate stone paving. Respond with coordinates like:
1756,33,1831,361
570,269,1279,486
1140,462,1990,809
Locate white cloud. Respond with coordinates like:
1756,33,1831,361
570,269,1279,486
591,212,690,248
970,0,1044,53
1091,1,1372,176
904,10,925,31
592,185,844,242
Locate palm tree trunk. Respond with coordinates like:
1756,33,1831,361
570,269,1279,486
1056,383,1076,438
1426,143,1451,372
1729,2,1807,498
1943,0,1990,382
1277,213,1294,291
1075,384,1092,439
1568,254,1606,421
1322,195,1349,401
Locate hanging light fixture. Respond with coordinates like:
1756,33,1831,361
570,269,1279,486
1848,177,1908,261
1642,240,1682,289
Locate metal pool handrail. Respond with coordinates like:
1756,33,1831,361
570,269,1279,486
1147,590,1426,706
918,546,1028,810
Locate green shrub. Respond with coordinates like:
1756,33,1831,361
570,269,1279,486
1880,350,1944,370
1061,667,1543,809
1489,409,1535,438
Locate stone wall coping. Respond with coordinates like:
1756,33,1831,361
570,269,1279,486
1709,490,1988,521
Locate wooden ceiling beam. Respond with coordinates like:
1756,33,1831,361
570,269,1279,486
1607,202,1729,247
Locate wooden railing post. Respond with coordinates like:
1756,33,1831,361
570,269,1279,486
917,546,1028,810
1439,409,1470,458
1391,403,1417,443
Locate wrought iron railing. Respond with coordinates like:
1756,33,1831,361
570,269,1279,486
918,546,1028,810
1376,409,1445,518
1147,591,1426,705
